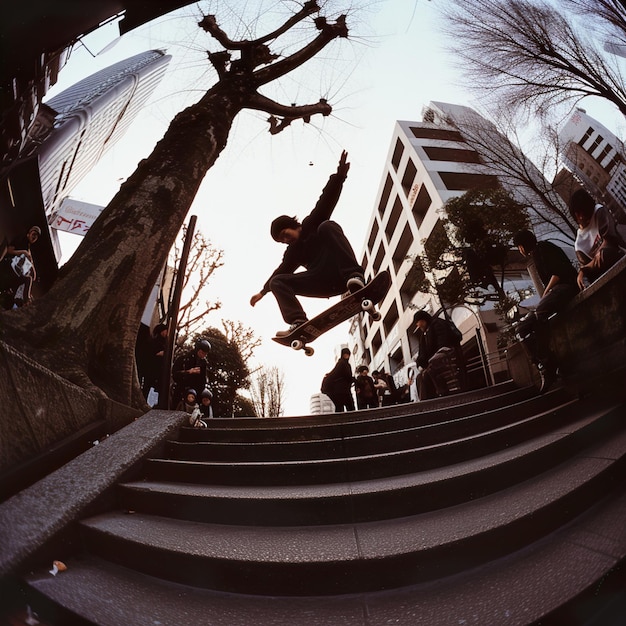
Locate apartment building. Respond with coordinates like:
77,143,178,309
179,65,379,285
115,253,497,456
559,107,626,216
348,102,542,389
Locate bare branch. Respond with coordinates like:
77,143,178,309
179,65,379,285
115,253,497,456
253,14,348,86
441,0,626,117
199,2,320,49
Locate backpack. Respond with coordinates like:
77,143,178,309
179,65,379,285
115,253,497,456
320,373,333,394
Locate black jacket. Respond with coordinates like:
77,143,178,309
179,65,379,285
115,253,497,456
262,170,347,294
416,317,459,369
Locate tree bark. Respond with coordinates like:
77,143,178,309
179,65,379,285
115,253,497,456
0,9,346,409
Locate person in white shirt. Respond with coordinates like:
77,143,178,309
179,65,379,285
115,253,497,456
569,189,625,290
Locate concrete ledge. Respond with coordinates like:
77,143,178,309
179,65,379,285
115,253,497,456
0,409,185,577
0,340,144,491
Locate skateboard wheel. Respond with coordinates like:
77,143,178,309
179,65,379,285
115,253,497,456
361,298,373,312
291,339,304,350
371,311,381,321
304,346,315,357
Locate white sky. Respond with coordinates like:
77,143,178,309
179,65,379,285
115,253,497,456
46,0,626,416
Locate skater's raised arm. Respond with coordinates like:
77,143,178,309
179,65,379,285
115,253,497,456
302,150,350,231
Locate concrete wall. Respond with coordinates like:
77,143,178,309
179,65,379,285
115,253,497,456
0,340,142,493
508,255,626,390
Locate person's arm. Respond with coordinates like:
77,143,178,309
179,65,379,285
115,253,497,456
251,248,300,306
301,151,350,232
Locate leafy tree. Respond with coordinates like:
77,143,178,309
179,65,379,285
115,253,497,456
0,3,349,415
180,327,252,417
406,187,530,307
441,0,626,118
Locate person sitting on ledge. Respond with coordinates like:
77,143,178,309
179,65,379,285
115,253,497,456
513,229,578,393
568,189,625,290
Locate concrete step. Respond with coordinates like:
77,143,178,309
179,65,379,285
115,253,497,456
164,387,572,462
118,407,626,526
177,382,536,444
21,479,626,626
143,393,616,486
74,428,626,596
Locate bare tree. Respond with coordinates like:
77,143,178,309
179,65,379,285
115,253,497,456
1,3,349,412
250,365,286,417
441,107,577,244
441,0,626,118
564,0,626,47
221,319,261,363
171,227,224,338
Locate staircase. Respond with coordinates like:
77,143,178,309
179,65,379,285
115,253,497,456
14,380,626,625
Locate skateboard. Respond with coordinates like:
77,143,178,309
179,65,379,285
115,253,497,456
272,271,391,356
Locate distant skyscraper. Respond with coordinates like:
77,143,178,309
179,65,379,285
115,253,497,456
0,49,171,290
39,49,171,225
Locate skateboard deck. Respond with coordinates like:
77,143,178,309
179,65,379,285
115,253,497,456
272,271,391,356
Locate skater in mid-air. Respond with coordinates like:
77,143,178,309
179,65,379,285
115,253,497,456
250,151,365,337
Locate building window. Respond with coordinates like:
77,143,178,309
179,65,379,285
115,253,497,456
371,328,382,357
409,127,465,142
391,138,404,171
373,242,385,273
385,196,403,243
401,158,417,196
439,172,499,191
383,300,399,336
391,222,414,273
367,219,379,254
578,127,593,145
378,173,393,216
422,146,482,163
412,184,432,228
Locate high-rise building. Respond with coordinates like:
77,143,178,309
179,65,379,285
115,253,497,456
348,102,561,390
40,49,171,228
1,49,171,290
558,107,626,216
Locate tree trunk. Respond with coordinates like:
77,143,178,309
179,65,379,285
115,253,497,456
1,80,244,406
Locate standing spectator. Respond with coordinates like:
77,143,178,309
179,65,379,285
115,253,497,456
568,189,625,289
0,225,40,308
513,229,578,393
354,365,378,409
324,347,356,412
414,311,464,400
172,339,212,406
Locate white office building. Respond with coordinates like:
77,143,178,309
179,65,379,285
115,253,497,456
347,101,562,391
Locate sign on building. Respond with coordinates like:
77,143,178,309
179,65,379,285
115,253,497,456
51,198,104,236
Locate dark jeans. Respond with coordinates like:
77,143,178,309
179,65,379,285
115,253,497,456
518,283,577,368
269,221,363,323
330,392,355,412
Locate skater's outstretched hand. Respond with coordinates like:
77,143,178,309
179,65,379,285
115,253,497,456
250,292,264,307
337,150,350,177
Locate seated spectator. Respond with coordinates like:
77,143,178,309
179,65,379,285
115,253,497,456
568,189,625,290
513,229,578,393
414,311,464,400
0,225,40,308
176,388,206,428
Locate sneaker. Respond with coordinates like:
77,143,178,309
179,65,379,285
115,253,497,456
538,364,556,394
275,319,307,338
346,274,365,293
